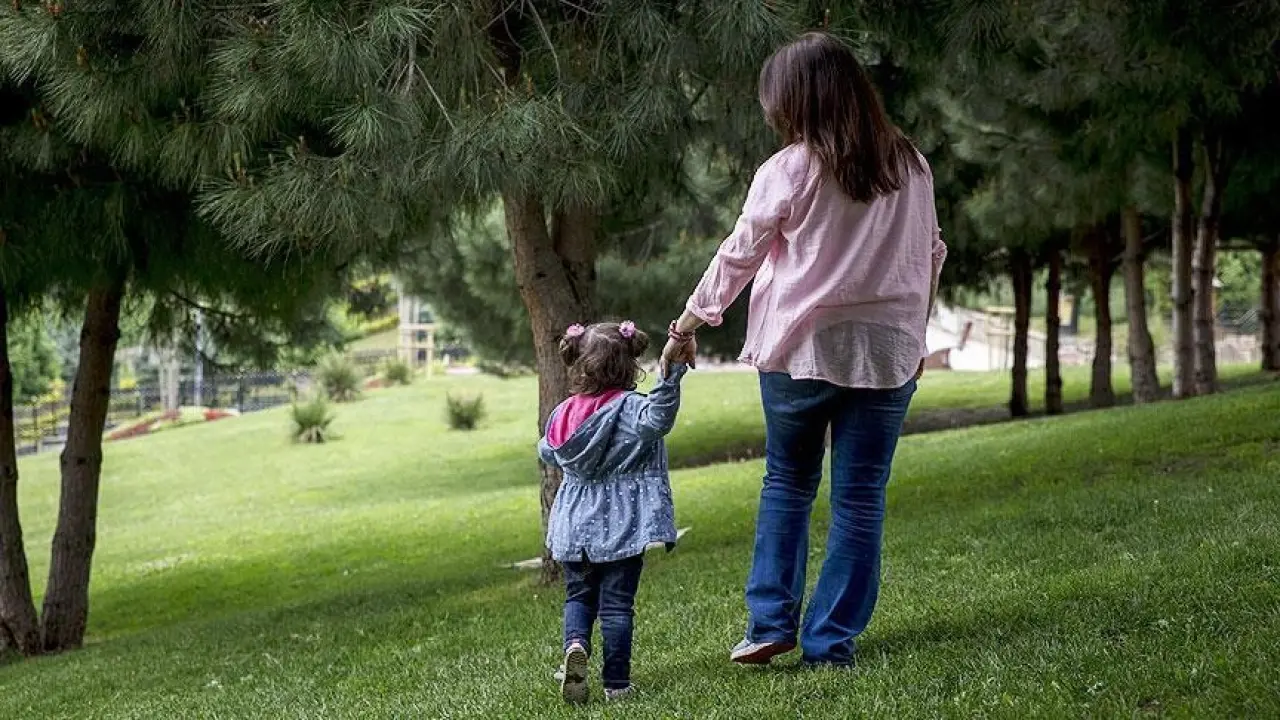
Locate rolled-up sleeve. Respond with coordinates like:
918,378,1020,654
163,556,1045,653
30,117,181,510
686,154,797,326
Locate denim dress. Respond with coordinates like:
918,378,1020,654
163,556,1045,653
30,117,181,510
539,365,686,563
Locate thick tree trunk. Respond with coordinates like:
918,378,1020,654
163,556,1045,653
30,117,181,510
1044,246,1064,415
1263,238,1280,372
1009,249,1032,418
505,192,596,585
1088,228,1117,408
1171,128,1196,398
40,275,126,653
0,293,40,656
1192,133,1227,396
1122,206,1160,404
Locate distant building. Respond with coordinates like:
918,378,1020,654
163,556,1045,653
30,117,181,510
395,281,436,373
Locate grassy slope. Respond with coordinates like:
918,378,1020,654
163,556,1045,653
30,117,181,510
347,328,400,352
1,370,1277,718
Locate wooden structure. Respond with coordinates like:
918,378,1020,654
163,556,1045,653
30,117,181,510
984,306,1015,371
395,283,436,375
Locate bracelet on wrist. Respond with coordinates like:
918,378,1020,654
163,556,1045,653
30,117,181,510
668,320,695,342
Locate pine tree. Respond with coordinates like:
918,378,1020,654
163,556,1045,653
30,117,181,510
400,182,750,368
1055,0,1280,397
168,0,804,581
916,0,1280,406
0,2,353,652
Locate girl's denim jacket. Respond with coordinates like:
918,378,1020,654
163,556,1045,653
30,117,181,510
539,365,687,563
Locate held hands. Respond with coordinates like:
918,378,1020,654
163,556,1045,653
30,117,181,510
659,317,700,378
659,336,697,378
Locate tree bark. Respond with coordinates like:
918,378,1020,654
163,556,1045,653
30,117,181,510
1044,245,1063,415
1171,128,1196,398
1088,227,1117,408
1122,206,1160,404
1192,133,1227,396
505,192,595,585
1009,249,1032,418
40,274,126,653
1262,238,1280,372
0,292,41,656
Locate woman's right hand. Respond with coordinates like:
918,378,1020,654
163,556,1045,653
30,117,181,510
659,336,697,378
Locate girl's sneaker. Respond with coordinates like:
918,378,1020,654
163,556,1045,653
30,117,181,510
604,686,634,702
560,643,590,704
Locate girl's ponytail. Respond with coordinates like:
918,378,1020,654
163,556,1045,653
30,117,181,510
618,320,649,358
560,323,586,366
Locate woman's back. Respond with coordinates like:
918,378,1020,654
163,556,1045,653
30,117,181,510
686,143,945,390
684,30,946,390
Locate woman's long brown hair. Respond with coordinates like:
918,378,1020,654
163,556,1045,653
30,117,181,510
759,32,923,203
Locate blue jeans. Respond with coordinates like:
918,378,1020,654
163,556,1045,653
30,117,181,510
746,373,915,664
563,555,644,689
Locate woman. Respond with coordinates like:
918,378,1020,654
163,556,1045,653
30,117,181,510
661,32,946,667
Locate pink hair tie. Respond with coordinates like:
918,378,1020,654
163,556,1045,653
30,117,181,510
618,320,636,339
565,324,586,339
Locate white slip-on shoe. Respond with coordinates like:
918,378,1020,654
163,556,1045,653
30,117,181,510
730,638,797,665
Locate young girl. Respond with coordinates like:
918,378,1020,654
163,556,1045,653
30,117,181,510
539,320,689,704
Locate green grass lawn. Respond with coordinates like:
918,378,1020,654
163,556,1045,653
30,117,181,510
670,363,1267,464
346,327,400,352
2,370,1278,718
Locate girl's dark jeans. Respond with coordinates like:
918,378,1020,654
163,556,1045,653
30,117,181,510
562,554,644,690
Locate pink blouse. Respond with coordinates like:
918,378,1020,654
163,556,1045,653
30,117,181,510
686,143,947,390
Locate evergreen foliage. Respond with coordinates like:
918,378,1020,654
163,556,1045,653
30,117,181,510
0,0,1278,652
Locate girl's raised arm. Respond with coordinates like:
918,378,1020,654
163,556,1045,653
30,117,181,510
635,364,688,439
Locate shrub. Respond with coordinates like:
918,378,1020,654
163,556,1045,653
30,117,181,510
291,396,335,444
446,393,486,431
317,354,362,402
476,360,530,379
383,358,413,386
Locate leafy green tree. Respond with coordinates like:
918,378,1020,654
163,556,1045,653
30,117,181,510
9,314,59,402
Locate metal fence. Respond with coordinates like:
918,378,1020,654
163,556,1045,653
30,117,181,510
16,370,306,457
16,349,408,458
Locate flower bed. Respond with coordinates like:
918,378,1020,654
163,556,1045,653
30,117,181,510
107,407,240,442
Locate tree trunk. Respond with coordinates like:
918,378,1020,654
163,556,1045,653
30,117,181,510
1122,206,1160,404
1088,227,1117,408
505,192,596,585
1171,128,1196,398
1009,249,1032,418
1044,245,1063,415
1262,238,1280,372
40,275,126,653
1192,133,1227,396
0,292,41,656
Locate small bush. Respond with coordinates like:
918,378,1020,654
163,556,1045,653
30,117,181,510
291,396,335,444
476,360,530,379
383,358,414,386
317,354,361,402
446,393,486,431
